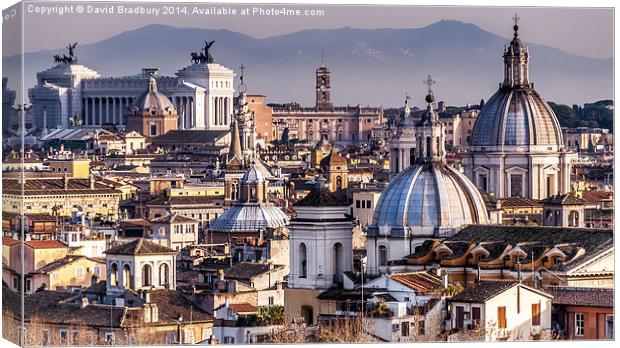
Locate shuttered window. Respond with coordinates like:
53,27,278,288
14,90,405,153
498,306,507,329
532,303,541,326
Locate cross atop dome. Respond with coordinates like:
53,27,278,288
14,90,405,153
423,75,435,97
423,75,436,104
512,13,520,37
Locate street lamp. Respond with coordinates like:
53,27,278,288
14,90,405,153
176,314,184,344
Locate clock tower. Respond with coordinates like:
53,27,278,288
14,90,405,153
315,63,332,110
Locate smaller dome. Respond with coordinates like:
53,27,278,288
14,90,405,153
425,93,435,103
398,117,415,127
131,77,176,115
242,164,265,184
209,204,290,233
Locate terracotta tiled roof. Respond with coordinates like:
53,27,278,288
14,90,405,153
147,195,224,206
25,240,68,249
32,255,100,273
151,129,228,145
227,303,258,314
150,213,198,224
104,238,176,255
545,287,613,307
389,272,445,293
320,149,347,166
540,193,584,205
581,191,613,205
443,225,612,271
2,237,19,246
223,262,285,281
499,196,542,208
2,178,119,195
119,219,152,228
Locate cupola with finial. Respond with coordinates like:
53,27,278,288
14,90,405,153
413,75,446,163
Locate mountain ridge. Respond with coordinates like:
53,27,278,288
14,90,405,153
3,20,612,107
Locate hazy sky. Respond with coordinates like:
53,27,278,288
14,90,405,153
6,2,614,59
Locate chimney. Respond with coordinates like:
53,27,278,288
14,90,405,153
150,303,159,323
64,173,69,190
90,174,95,190
142,290,151,303
114,298,125,307
434,266,442,277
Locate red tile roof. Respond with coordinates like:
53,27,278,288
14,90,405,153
2,237,19,246
581,191,613,205
545,287,613,307
389,272,445,293
227,303,258,314
499,196,542,208
25,240,68,249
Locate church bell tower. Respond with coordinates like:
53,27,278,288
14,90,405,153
315,59,332,110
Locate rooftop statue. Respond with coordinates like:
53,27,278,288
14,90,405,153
53,42,78,65
190,40,216,64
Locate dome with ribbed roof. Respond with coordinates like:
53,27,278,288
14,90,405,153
370,162,489,238
370,87,489,239
130,77,176,116
470,21,563,149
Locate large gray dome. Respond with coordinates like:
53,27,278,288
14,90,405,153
369,162,489,238
470,87,563,147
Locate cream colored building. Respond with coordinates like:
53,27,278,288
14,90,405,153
150,213,200,251
2,175,122,219
351,189,382,228
449,282,553,341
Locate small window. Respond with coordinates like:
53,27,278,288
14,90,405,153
575,313,585,336
268,296,274,305
605,314,614,339
183,329,195,344
401,321,410,337
105,332,115,344
60,330,68,344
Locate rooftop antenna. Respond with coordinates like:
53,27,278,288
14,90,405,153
321,50,325,67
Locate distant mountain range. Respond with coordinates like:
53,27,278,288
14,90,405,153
3,20,612,107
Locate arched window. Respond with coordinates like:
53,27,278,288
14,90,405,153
110,263,118,286
232,181,239,201
336,176,343,190
142,264,152,287
333,243,343,283
159,263,170,287
299,243,308,278
122,264,131,288
378,245,388,267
